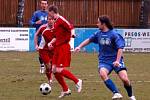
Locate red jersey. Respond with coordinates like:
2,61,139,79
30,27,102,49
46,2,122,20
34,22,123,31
53,15,73,46
38,24,55,50
38,24,47,34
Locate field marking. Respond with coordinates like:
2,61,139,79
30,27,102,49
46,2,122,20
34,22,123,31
86,80,150,83
76,73,148,77
61,80,150,83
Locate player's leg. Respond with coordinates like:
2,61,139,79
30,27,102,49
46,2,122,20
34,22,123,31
39,55,45,74
38,37,45,74
52,65,71,98
114,60,136,100
45,63,52,84
118,70,136,100
54,73,69,91
39,50,53,83
99,63,123,99
52,48,69,95
56,67,82,93
56,44,82,92
60,68,78,84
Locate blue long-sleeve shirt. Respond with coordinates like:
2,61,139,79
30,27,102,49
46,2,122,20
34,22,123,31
29,10,48,44
29,10,48,30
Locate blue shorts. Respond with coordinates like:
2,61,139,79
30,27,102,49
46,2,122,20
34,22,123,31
98,61,127,74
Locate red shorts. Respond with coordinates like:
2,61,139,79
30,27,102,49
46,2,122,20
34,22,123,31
39,49,54,64
52,44,71,67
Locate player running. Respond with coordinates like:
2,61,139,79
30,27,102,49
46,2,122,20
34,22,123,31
34,15,55,84
29,0,48,74
47,5,82,98
75,15,136,100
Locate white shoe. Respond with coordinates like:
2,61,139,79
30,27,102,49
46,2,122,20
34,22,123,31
40,66,45,74
112,93,123,100
129,96,136,100
58,89,71,98
76,79,82,93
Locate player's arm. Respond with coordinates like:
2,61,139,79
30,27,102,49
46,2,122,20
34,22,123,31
29,12,42,26
48,38,56,50
34,27,42,50
74,39,91,52
113,49,123,67
113,33,125,67
62,19,73,39
29,12,37,26
75,31,98,52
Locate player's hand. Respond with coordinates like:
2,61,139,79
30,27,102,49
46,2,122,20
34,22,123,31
113,61,121,67
35,45,39,51
35,20,42,24
74,46,81,52
48,42,54,50
71,33,76,38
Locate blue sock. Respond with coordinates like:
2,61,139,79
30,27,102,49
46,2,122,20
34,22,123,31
124,85,133,97
104,79,119,94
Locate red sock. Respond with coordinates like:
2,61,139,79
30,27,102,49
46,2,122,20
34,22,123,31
46,71,52,80
54,73,68,91
60,69,79,84
46,68,52,80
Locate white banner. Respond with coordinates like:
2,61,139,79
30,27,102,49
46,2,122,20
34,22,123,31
0,27,29,51
122,29,150,52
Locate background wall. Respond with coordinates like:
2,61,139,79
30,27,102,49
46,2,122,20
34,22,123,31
0,0,143,28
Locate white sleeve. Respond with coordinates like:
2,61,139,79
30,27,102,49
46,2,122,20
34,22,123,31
38,36,46,49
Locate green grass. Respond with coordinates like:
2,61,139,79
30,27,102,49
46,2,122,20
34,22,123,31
0,52,150,100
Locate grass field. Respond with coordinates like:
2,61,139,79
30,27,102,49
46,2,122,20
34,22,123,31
0,51,150,100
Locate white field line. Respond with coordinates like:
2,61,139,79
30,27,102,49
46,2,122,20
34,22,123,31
51,73,150,83
52,80,150,83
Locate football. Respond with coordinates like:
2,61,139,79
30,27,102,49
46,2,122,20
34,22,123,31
39,83,51,95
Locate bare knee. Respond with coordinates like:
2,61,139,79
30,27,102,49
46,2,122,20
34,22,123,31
99,68,109,81
118,70,131,85
52,65,63,73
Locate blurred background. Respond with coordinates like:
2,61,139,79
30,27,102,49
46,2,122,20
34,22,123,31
0,0,150,28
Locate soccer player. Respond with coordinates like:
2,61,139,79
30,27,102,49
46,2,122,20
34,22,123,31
75,15,136,100
34,15,55,84
29,0,48,74
48,5,82,98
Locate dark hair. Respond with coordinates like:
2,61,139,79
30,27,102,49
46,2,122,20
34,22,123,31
48,5,58,13
98,15,113,30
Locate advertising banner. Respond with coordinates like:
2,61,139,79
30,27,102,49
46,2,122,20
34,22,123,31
0,27,73,51
0,28,150,52
0,27,30,51
122,29,150,52
75,28,150,52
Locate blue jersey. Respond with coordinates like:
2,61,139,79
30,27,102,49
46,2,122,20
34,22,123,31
29,10,48,30
89,29,125,64
29,10,48,44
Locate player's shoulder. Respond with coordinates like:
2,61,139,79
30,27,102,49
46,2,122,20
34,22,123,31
41,24,47,28
59,15,70,24
34,10,42,15
39,24,47,30
59,15,66,20
94,29,101,35
109,29,118,35
110,29,124,38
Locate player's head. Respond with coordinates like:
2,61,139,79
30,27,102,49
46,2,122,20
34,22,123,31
97,15,113,30
47,15,55,26
48,5,59,19
40,0,48,11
